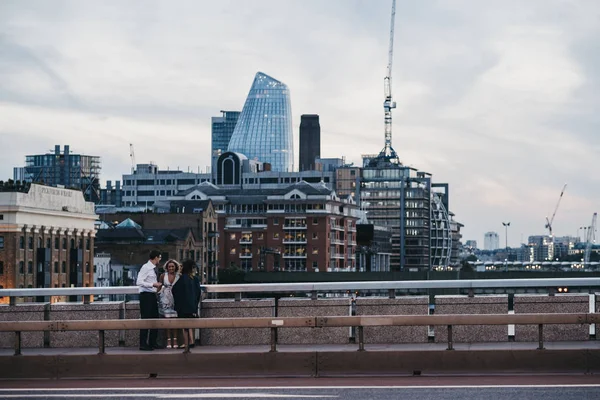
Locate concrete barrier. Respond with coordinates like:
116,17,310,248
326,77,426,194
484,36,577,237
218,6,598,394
0,303,47,349
515,294,589,341
434,295,508,343
49,302,123,347
277,298,351,344
356,297,429,344
200,299,274,346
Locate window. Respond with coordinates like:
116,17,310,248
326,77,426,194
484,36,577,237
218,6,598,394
54,262,59,273
312,248,319,255
55,238,59,250
313,218,318,225
63,238,67,249
0,261,3,275
257,232,264,240
85,239,90,250
273,218,279,225
70,239,75,249
0,214,3,220
28,237,33,249
0,236,4,249
61,261,66,273
19,261,24,273
85,262,89,273
37,237,42,248
230,247,236,255
93,264,97,273
312,232,318,239
27,261,33,274
273,232,280,239
46,238,51,248
313,261,318,270
230,233,236,240
20,236,24,249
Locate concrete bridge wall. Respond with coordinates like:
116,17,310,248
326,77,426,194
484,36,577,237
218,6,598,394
0,293,597,349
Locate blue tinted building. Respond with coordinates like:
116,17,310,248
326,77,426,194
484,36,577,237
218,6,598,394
211,110,240,176
228,72,294,172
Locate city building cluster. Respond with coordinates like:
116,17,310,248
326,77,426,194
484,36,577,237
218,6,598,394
0,71,465,295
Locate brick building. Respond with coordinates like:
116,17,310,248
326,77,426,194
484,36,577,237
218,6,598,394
0,183,97,301
96,200,217,283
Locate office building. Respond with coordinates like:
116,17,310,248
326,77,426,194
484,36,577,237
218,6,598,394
228,72,294,172
120,163,211,208
211,110,240,177
299,114,321,171
484,232,500,250
0,183,97,300
16,145,101,203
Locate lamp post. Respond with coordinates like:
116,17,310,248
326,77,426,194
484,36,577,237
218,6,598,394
502,222,510,271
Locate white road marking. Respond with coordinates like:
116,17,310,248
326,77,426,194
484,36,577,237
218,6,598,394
0,395,337,399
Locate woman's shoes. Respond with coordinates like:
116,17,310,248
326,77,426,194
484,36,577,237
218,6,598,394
166,339,172,349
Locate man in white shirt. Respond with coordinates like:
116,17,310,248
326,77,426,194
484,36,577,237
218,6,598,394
136,250,163,351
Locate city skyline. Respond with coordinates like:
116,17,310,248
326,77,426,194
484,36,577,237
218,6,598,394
1,0,598,246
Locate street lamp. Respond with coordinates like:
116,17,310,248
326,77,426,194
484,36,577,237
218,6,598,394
502,222,510,271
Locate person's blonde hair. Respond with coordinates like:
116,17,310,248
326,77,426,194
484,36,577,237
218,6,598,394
163,259,181,273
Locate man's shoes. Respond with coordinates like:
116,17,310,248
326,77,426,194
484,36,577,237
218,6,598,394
139,345,154,351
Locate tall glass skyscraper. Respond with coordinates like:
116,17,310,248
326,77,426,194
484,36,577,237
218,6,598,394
228,72,294,172
211,110,240,175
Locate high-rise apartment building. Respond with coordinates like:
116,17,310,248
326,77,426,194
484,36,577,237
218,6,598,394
484,232,500,250
15,145,101,203
299,115,320,171
211,110,240,177
228,72,294,172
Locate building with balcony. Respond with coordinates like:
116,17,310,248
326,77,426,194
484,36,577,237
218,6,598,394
228,72,294,172
15,145,101,203
0,183,97,301
169,178,359,273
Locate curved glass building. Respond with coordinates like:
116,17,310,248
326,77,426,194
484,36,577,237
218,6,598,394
228,72,294,172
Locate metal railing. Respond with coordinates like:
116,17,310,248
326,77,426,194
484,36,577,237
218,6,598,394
0,313,596,356
1,277,600,304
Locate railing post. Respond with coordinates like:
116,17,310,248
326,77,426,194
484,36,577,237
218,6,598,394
311,290,318,300
14,331,22,356
98,330,105,355
538,324,544,350
388,289,395,299
234,292,242,302
270,327,277,352
357,326,365,351
9,296,16,306
447,325,453,350
83,295,91,304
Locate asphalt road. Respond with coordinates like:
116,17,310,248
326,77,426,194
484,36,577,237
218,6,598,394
1,377,600,400
0,386,600,400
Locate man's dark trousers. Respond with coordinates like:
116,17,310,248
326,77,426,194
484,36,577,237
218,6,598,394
139,292,159,348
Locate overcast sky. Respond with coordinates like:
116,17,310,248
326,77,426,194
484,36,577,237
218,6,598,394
1,0,599,247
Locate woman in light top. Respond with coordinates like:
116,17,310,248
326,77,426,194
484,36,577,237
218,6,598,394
158,259,180,348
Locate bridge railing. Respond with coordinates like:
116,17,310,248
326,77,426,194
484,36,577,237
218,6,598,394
2,277,600,304
1,313,597,356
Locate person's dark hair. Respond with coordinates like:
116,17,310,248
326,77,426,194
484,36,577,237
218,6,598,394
149,250,161,260
181,259,196,275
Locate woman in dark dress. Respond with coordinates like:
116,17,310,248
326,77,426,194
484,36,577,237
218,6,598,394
172,259,201,351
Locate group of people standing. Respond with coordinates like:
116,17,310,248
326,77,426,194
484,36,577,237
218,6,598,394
136,250,202,352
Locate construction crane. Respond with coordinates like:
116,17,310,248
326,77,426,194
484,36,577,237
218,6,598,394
544,183,567,237
376,0,400,164
584,212,597,265
129,143,136,174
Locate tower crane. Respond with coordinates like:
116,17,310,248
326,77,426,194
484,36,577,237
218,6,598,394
584,212,597,265
129,143,136,174
376,0,400,164
544,183,567,237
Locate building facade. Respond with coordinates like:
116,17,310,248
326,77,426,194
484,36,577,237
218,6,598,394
0,184,97,301
16,145,101,203
228,72,294,172
211,110,241,177
120,163,212,207
299,114,321,171
484,232,500,250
